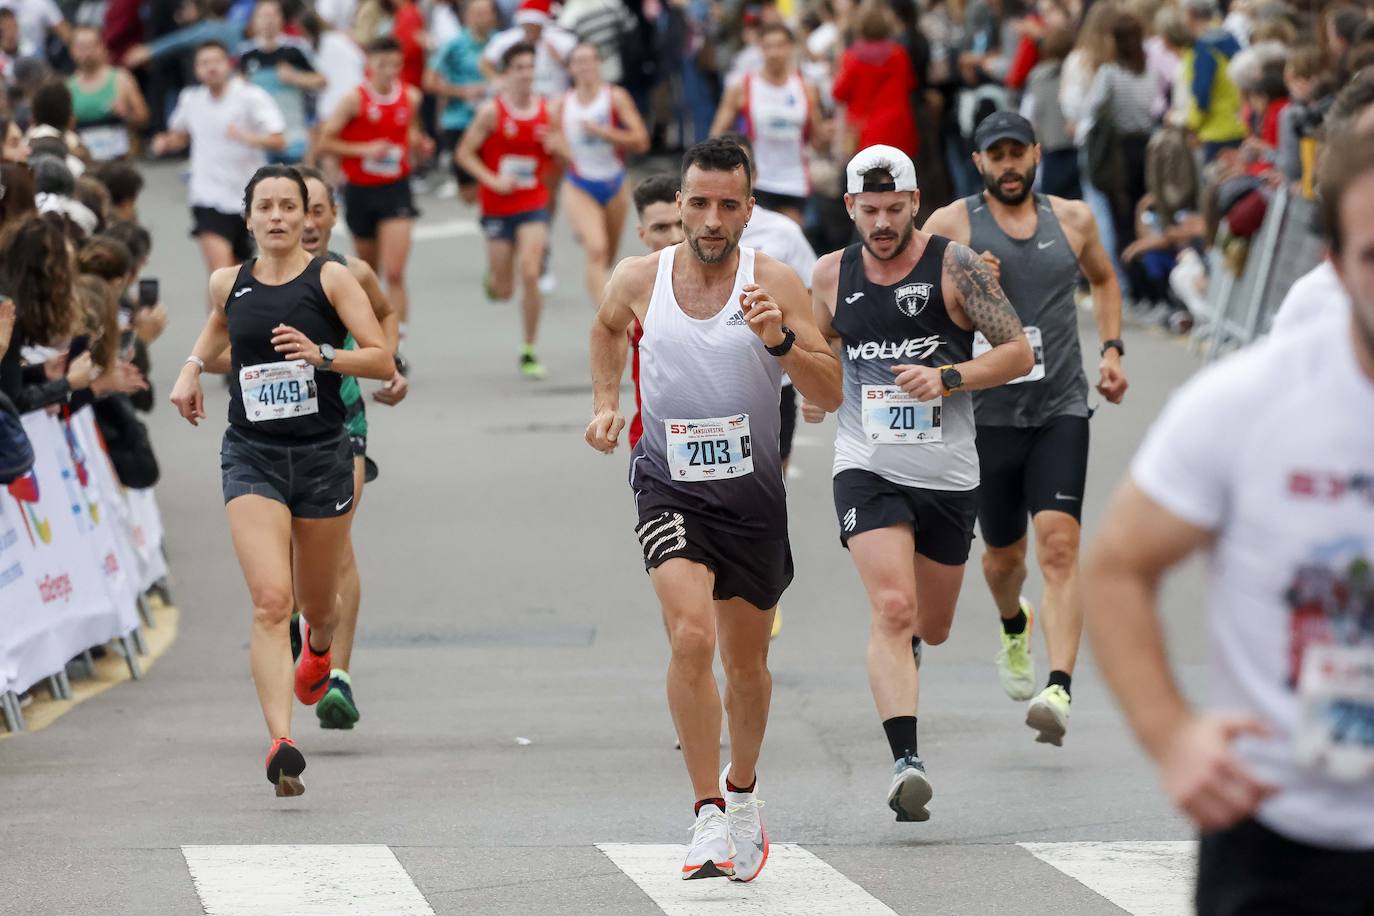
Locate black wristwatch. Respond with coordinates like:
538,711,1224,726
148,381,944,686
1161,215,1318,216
766,326,796,357
940,365,963,394
319,343,336,370
1100,338,1125,358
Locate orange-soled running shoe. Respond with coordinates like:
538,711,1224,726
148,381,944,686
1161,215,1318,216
294,622,333,706
265,737,307,797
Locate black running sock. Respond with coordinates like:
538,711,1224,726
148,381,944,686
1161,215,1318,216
308,636,331,656
725,774,756,794
882,715,918,761
1047,670,1072,696
1001,609,1028,635
695,797,726,816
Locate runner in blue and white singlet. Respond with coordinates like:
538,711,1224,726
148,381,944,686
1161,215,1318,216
587,139,841,885
553,42,650,309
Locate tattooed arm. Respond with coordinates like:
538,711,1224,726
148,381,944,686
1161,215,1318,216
942,241,1033,387
891,241,1033,401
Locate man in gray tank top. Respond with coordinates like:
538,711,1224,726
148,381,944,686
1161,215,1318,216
807,145,1033,824
924,112,1130,748
585,139,842,883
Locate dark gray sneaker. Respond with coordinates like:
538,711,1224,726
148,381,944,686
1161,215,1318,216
888,755,933,822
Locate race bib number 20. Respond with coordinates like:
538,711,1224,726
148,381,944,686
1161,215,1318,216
666,415,753,482
239,360,319,423
862,386,941,443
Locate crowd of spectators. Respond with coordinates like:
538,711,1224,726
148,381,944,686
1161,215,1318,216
2,0,1373,443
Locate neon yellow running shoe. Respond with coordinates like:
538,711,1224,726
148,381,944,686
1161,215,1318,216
770,608,782,639
1026,684,1071,746
520,346,546,380
996,597,1036,701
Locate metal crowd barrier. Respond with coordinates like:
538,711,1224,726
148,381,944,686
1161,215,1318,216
1189,186,1327,362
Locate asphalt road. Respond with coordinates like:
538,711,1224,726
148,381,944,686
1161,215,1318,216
0,162,1214,915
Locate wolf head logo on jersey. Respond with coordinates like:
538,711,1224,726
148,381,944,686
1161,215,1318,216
895,283,932,318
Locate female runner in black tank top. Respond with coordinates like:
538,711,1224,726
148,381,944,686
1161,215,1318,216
169,165,394,797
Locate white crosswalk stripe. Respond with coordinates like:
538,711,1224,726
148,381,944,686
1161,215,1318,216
181,845,435,916
1019,841,1198,916
595,843,898,915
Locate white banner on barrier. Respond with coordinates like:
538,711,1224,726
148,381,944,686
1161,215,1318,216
0,413,125,696
67,408,142,632
125,487,168,589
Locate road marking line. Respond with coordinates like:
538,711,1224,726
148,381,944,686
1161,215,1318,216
181,845,434,915
595,843,897,915
413,219,480,242
1019,841,1197,916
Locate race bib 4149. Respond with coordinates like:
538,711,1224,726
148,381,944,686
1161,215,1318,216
239,360,319,423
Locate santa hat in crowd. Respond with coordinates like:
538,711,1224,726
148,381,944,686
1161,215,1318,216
514,0,553,25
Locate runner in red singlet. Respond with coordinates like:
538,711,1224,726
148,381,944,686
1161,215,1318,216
627,174,684,446
317,36,434,359
456,41,555,379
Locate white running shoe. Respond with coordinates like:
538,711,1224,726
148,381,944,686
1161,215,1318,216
887,755,933,822
719,765,769,882
681,804,735,880
538,270,556,295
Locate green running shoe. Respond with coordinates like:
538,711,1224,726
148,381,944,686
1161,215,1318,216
317,670,360,730
996,597,1036,701
520,346,546,380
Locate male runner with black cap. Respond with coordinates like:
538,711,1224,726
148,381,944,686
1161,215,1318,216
924,112,1128,747
805,144,1033,822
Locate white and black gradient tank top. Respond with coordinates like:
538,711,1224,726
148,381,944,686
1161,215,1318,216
831,237,979,491
630,245,787,538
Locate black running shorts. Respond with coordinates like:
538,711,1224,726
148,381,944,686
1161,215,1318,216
1196,818,1374,916
975,414,1090,548
779,383,797,463
190,206,254,262
832,469,978,566
343,179,419,240
635,506,793,611
221,427,355,519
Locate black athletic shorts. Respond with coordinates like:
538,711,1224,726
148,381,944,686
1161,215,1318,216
1197,818,1374,916
343,179,419,240
441,128,477,187
635,506,793,611
779,383,797,463
190,206,254,261
832,469,978,566
220,427,355,518
975,414,1090,548
752,189,807,214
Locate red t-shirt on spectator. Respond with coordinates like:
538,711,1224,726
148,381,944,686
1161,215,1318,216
1005,26,1041,91
392,0,427,87
832,40,919,155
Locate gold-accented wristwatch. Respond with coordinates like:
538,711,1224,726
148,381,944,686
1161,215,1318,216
939,364,963,396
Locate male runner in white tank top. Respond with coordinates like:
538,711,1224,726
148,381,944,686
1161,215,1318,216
708,23,822,224
804,145,1033,823
586,138,841,883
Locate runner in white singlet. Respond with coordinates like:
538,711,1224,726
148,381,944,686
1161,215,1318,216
709,23,822,224
586,139,841,883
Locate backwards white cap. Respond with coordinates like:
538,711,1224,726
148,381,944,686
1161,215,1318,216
846,145,918,195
